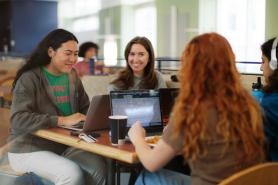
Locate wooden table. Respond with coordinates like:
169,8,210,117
34,128,139,185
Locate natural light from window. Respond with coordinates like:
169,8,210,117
134,5,157,54
199,0,265,74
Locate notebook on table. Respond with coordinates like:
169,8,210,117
58,94,111,133
109,89,163,135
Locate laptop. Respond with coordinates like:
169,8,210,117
159,88,179,124
59,94,111,133
109,89,163,134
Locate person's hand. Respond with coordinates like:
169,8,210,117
128,121,146,144
163,125,168,133
58,113,86,126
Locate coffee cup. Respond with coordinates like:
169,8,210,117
109,115,128,145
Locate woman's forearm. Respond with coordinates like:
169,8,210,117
134,139,176,172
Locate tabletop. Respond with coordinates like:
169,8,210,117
33,128,139,164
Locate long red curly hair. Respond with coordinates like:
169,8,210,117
172,33,264,163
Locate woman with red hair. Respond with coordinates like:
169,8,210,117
128,33,265,185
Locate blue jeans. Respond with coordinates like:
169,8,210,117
135,169,191,185
15,172,54,185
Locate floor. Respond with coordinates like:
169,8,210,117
121,173,131,185
0,174,17,185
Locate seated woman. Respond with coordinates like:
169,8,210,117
8,29,106,185
108,36,166,91
260,37,278,161
128,33,265,185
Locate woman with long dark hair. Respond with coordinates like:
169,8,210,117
108,36,166,91
260,37,278,161
8,29,106,185
128,33,265,185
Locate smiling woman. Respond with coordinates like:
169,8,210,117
46,40,79,75
8,29,107,185
108,36,166,92
128,43,149,76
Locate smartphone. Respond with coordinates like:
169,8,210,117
70,130,81,136
87,132,101,138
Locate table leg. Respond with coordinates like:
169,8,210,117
107,158,116,185
116,161,120,185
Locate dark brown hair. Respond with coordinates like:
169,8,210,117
110,36,158,89
78,41,99,57
13,29,78,90
261,37,278,93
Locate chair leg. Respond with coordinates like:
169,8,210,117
116,162,142,185
0,173,18,185
116,170,120,185
128,170,139,185
116,161,121,185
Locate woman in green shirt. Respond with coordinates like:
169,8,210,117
8,29,106,185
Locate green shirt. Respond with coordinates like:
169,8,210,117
42,67,72,116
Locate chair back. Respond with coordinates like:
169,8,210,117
0,108,10,148
219,162,278,185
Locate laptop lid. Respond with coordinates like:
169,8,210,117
110,90,163,132
59,94,111,132
159,88,179,124
83,94,111,133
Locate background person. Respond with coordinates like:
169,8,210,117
74,41,100,77
8,29,106,185
260,37,278,161
128,33,265,185
108,36,166,91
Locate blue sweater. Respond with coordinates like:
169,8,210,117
261,93,278,161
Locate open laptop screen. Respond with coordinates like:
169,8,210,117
159,88,179,123
110,90,162,129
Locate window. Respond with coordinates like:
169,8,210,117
199,0,265,74
134,5,157,54
58,0,100,32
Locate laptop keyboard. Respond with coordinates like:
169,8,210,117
72,121,85,129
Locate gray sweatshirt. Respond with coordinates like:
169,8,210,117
8,67,89,154
108,70,167,92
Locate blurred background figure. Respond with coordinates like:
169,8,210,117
74,41,105,77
